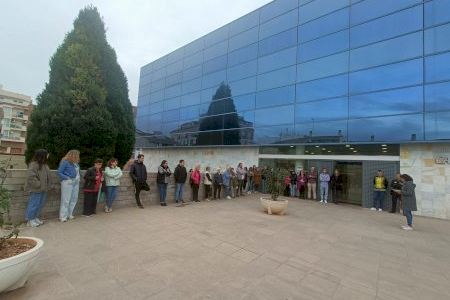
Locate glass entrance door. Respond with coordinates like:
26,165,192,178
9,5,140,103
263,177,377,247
334,161,362,205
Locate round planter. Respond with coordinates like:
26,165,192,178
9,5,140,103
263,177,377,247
260,197,288,215
0,237,44,293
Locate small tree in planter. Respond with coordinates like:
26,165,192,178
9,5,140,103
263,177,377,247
260,168,289,215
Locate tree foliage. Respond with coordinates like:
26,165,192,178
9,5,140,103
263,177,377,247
26,6,135,169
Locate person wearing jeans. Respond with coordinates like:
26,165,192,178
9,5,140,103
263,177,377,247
104,158,123,213
174,160,187,206
393,174,417,230
58,150,80,222
307,167,317,200
213,168,223,199
25,149,52,227
319,168,330,204
157,160,172,206
372,170,388,211
222,167,232,199
236,163,246,197
129,154,149,208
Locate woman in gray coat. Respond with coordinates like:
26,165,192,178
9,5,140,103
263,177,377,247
393,174,417,230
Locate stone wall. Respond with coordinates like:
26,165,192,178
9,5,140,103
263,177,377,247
139,146,259,173
4,170,205,223
400,143,450,219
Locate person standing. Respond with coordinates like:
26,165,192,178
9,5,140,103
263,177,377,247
284,174,291,196
104,158,123,213
58,149,81,222
319,168,330,204
261,166,269,194
390,173,402,213
174,159,187,206
253,167,262,193
296,169,307,199
393,174,417,230
307,166,317,200
222,167,232,199
236,163,245,196
157,160,171,206
213,168,223,199
129,154,149,209
204,166,213,201
191,165,201,202
289,170,297,197
83,159,103,216
25,149,52,227
330,169,344,204
372,170,388,211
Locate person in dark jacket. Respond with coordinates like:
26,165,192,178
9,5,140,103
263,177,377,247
174,159,187,206
289,170,297,197
371,170,389,211
157,160,172,206
83,159,103,216
213,168,223,199
390,173,402,213
129,154,149,208
393,174,417,230
330,169,344,204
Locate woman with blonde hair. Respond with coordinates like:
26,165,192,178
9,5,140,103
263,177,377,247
57,150,80,222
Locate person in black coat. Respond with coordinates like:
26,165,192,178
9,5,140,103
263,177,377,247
174,159,187,205
129,154,148,208
330,169,344,204
390,173,403,213
213,168,223,199
83,159,104,216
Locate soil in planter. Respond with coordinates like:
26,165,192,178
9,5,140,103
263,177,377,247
0,238,37,260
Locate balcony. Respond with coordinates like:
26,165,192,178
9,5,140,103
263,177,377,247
1,136,25,143
9,123,27,131
11,114,28,121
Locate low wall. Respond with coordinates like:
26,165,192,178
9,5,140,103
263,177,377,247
4,170,205,223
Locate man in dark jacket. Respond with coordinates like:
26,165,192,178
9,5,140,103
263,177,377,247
390,173,402,213
174,159,187,206
129,154,148,208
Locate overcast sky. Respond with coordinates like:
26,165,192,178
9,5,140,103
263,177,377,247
0,0,271,105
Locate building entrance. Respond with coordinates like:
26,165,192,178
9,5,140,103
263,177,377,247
334,161,363,205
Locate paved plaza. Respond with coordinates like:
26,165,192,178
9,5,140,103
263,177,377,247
3,194,450,300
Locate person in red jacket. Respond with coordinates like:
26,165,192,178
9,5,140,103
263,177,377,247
191,164,201,202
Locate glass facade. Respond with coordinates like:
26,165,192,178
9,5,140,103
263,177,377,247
137,0,450,147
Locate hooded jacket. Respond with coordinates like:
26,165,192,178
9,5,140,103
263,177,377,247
129,160,147,183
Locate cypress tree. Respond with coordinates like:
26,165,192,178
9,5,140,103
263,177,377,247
26,6,135,168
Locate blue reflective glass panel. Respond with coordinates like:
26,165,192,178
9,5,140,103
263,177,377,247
165,84,182,98
165,72,182,87
298,30,349,62
164,109,180,122
254,125,296,144
150,90,164,103
257,66,296,91
348,114,423,142
182,65,202,81
230,76,257,96
234,94,256,111
260,9,298,40
350,32,422,71
260,0,298,23
182,78,202,94
296,97,348,123
180,105,199,121
204,40,228,61
425,82,450,112
425,23,450,55
255,105,294,127
184,39,203,57
258,46,297,74
295,120,347,141
426,52,450,83
229,27,259,52
184,51,203,69
425,0,450,27
259,28,297,57
351,0,421,25
299,0,349,24
228,43,258,66
181,92,201,107
148,114,163,131
151,78,165,92
202,70,227,89
349,59,423,94
229,10,259,36
166,60,183,76
256,85,296,108
297,52,348,82
227,60,257,82
349,86,423,118
425,112,450,140
162,121,179,136
350,6,422,48
203,55,227,74
298,8,349,43
296,74,348,102
164,97,180,111
204,26,229,48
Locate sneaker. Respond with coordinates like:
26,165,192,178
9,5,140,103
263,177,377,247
60,218,68,222
27,220,40,227
68,215,75,220
176,203,184,207
35,218,44,225
226,196,232,199
324,200,328,204
105,206,109,213
320,200,324,203
370,207,376,211
82,214,91,217
378,208,382,212
138,205,144,209
206,198,210,202
402,225,413,230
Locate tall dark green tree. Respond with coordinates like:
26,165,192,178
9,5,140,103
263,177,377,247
26,6,135,169
197,82,240,145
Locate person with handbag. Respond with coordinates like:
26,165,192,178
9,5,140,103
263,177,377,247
83,159,104,216
129,154,149,208
104,158,123,213
157,160,172,206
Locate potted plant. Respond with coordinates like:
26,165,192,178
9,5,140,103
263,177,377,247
260,168,289,215
0,159,44,294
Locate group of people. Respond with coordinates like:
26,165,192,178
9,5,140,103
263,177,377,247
282,167,344,204
25,149,123,227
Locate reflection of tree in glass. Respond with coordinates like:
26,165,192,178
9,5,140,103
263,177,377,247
197,82,241,145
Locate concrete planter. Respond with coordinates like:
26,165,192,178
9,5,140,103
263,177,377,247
260,197,288,215
0,237,44,293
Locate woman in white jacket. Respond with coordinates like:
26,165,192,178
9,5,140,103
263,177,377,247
104,158,123,212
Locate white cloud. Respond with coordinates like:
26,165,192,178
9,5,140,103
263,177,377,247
0,0,272,105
